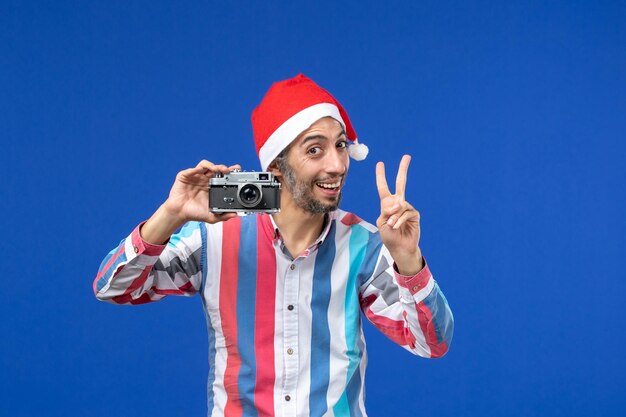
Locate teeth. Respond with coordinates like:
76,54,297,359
317,182,340,189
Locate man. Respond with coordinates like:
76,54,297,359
94,74,453,417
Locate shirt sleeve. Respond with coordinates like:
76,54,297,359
359,245,454,358
93,221,205,305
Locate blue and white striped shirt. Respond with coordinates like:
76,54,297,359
94,209,454,416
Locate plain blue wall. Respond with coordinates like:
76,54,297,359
1,1,624,416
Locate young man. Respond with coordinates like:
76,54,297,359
94,74,453,417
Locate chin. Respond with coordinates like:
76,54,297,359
299,193,341,214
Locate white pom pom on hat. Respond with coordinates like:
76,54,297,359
252,74,368,171
348,142,369,161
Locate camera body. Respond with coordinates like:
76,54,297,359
208,170,281,214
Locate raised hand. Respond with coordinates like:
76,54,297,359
140,160,240,245
376,155,423,276
163,160,241,224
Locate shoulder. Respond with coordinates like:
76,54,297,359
331,210,387,282
330,210,382,252
331,209,379,234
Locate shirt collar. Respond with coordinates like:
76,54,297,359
262,211,336,250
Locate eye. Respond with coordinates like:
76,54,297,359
307,146,322,155
337,140,348,150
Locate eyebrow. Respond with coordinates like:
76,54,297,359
301,129,347,146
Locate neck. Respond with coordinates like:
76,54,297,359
271,194,328,258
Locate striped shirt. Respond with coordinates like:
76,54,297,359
94,209,454,417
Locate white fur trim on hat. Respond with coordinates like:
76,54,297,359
259,103,345,171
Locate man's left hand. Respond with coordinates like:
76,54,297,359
376,155,424,276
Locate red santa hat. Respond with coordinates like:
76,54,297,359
252,74,369,171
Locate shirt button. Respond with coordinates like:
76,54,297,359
133,246,139,253
285,395,291,401
287,305,294,311
287,348,294,355
290,264,296,270
412,285,420,291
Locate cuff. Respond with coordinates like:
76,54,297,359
130,221,168,257
394,258,433,296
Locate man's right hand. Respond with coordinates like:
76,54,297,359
140,160,241,245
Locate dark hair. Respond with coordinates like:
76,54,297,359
273,148,289,176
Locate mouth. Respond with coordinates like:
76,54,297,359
315,178,342,196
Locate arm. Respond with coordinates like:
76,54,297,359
359,245,454,358
93,160,239,304
365,155,453,357
93,221,205,304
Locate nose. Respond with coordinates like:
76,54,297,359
325,146,348,176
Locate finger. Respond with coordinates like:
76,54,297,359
395,154,411,199
213,164,230,173
376,162,391,199
178,165,210,179
392,206,420,230
228,164,241,172
217,212,238,221
196,160,215,169
380,198,406,217
194,161,232,176
193,160,217,176
207,211,238,224
196,161,228,172
381,199,409,227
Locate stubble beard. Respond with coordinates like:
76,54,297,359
278,159,343,214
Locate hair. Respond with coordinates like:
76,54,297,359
272,148,289,176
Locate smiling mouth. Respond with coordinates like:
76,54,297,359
316,180,341,190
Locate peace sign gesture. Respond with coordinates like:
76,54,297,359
376,155,424,276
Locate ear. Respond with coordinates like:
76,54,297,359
267,161,282,179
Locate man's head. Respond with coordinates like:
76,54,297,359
272,116,349,213
251,74,368,213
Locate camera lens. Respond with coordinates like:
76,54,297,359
238,184,262,208
241,186,258,202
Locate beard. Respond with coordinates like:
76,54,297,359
279,160,343,214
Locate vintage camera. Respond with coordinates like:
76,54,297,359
208,169,281,214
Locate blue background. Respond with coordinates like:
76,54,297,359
1,1,624,416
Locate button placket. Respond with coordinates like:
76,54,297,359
282,259,299,416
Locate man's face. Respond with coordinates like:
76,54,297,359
275,117,350,214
